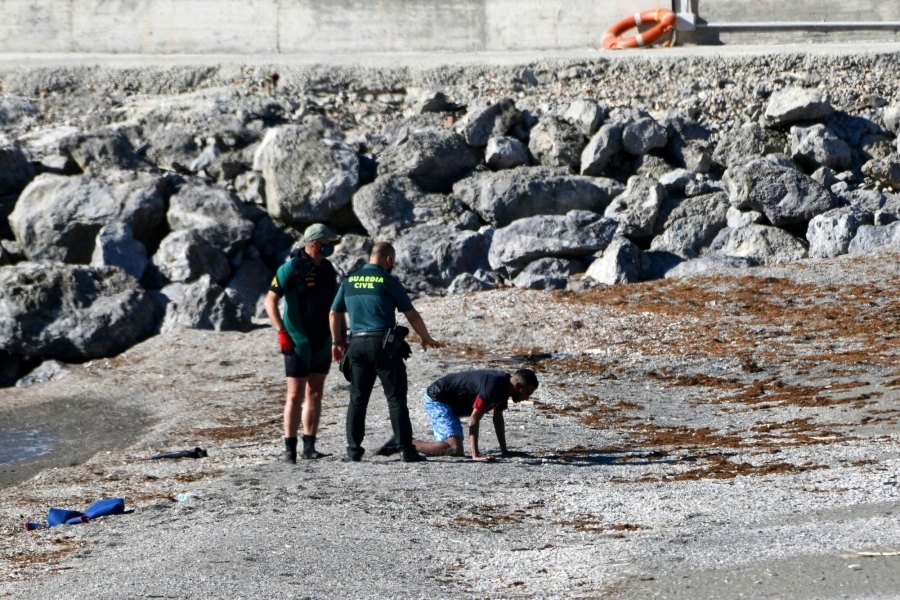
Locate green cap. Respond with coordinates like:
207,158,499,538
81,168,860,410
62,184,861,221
303,223,341,243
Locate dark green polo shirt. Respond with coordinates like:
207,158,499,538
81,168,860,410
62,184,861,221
331,264,414,333
270,251,338,347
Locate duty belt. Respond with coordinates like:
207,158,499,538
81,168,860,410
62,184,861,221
348,330,386,339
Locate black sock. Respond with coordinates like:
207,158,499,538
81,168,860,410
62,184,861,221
285,437,298,454
302,435,315,454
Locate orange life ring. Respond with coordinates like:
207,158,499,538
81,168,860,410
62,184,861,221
602,9,676,50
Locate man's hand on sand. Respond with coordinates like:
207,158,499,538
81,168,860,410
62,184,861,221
421,336,443,351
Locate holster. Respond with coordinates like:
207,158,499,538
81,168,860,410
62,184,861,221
339,347,352,382
382,325,410,359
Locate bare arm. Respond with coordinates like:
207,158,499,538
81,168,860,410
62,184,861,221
329,310,346,362
493,409,507,454
468,408,492,461
403,309,443,351
264,291,285,331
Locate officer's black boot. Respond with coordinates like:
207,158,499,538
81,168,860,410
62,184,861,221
400,447,426,463
301,435,325,460
282,437,298,464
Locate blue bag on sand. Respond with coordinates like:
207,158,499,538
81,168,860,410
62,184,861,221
83,498,125,519
36,498,126,529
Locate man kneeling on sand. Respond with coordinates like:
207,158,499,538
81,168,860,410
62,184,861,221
378,369,539,461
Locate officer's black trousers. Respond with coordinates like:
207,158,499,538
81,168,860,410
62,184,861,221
346,336,413,458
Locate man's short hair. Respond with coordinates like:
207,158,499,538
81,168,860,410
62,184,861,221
371,241,396,260
512,369,539,390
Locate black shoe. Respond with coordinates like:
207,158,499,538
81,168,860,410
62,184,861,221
400,450,427,463
375,436,400,456
282,450,297,464
301,450,328,460
341,454,363,463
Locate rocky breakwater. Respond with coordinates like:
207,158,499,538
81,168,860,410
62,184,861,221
1,54,900,387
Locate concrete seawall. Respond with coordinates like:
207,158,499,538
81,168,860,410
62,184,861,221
0,0,899,54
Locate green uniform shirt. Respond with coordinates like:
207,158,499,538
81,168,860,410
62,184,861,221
270,251,338,348
331,264,414,333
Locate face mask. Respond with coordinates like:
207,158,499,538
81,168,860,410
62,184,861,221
319,242,335,257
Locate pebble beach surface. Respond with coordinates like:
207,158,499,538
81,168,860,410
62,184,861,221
2,245,899,599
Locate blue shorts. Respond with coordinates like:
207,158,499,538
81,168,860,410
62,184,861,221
423,392,463,442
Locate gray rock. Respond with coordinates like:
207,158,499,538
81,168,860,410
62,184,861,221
59,127,140,172
0,262,158,360
446,273,494,294
604,176,667,238
145,126,199,169
513,68,539,86
485,136,529,170
650,192,730,258
664,117,713,174
234,170,266,205
224,257,273,320
152,229,231,285
684,177,723,197
621,117,668,155
880,103,900,135
764,88,834,127
0,240,25,266
0,135,35,196
0,97,39,126
488,210,618,276
91,223,149,280
707,224,808,265
513,257,584,290
563,99,608,137
875,210,899,226
664,255,758,279
811,166,839,190
9,172,167,264
585,236,641,285
528,116,584,170
462,98,522,148
330,234,374,278
454,166,623,228
723,158,837,226
848,222,900,254
253,125,359,225
394,225,491,290
726,206,765,229
161,274,253,333
15,125,80,173
807,205,874,259
412,90,449,114
206,154,248,182
353,175,461,241
377,128,479,193
580,121,624,176
657,169,694,195
789,124,852,171
712,122,787,169
167,182,255,256
634,155,676,180
252,216,301,269
862,158,900,190
841,188,887,212
16,360,71,388
190,143,221,173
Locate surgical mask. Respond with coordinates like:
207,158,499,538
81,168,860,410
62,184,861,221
319,242,335,257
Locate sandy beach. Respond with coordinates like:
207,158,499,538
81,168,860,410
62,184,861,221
1,248,899,598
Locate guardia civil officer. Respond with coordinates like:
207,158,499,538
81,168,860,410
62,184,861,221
264,224,344,463
328,241,442,463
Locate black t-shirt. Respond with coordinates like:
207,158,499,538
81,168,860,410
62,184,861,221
426,370,512,416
